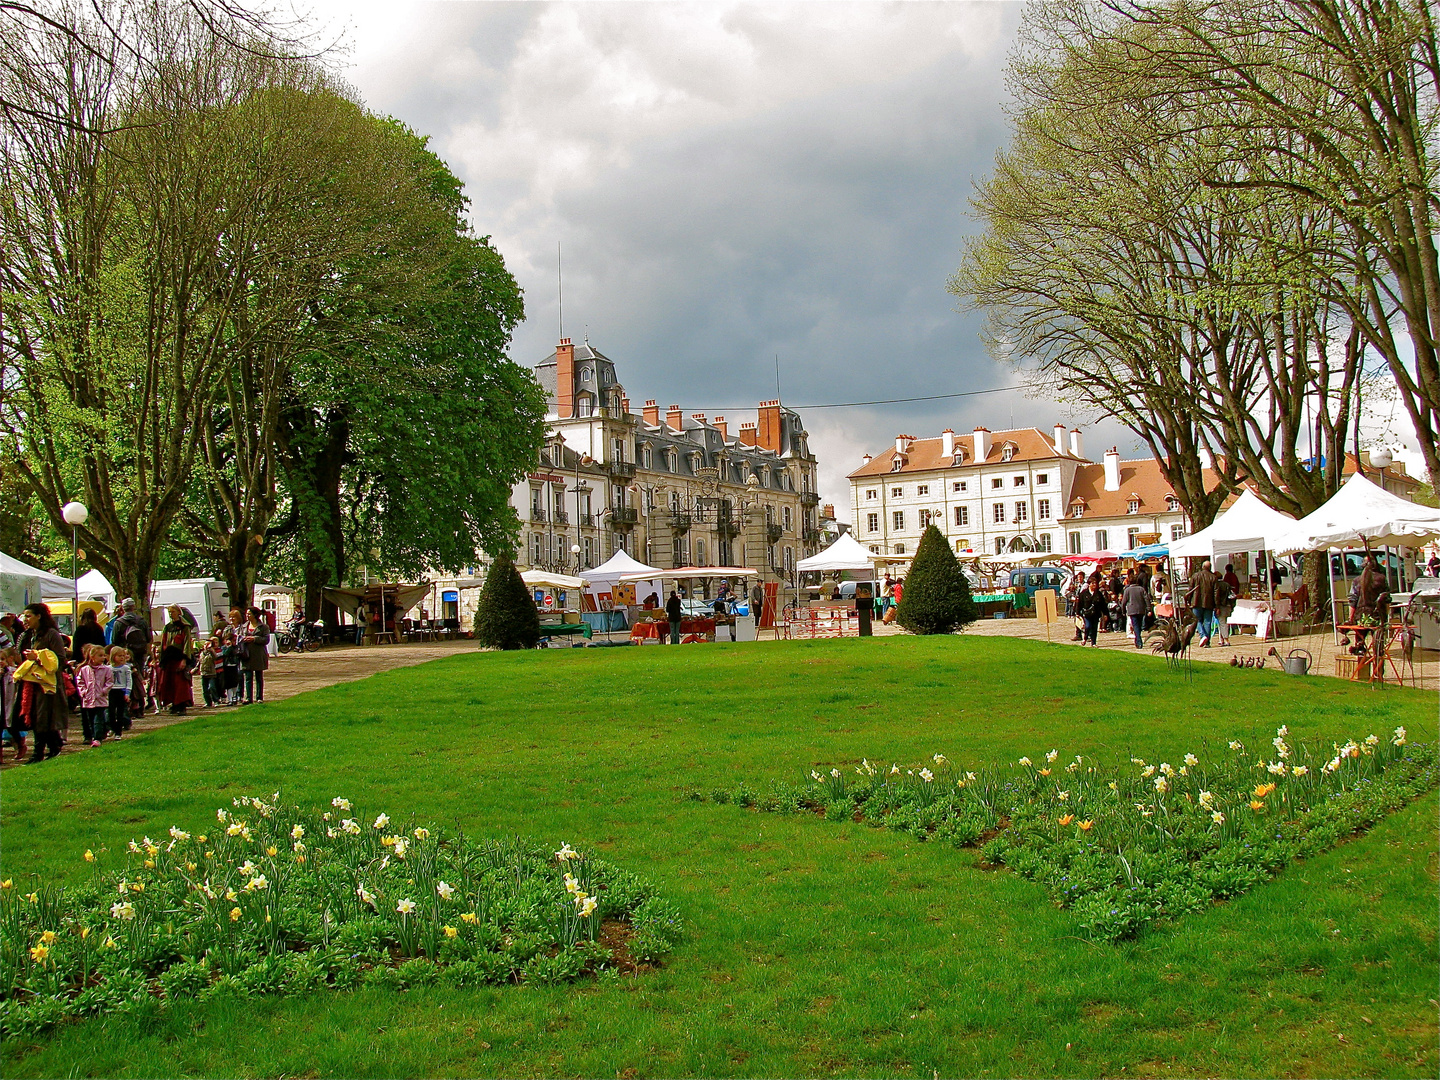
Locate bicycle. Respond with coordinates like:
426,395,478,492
276,620,324,653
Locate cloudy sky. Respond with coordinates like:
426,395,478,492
300,1,1426,512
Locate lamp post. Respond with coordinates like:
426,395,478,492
61,501,88,632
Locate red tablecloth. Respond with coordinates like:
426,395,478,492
630,618,715,640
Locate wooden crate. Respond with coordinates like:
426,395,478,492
1334,655,1358,680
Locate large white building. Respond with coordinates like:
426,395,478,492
848,425,1192,559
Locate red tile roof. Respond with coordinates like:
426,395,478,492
848,428,1076,479
1062,459,1214,520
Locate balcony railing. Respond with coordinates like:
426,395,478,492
530,508,547,522
552,510,569,525
668,513,692,533
802,527,822,544
766,523,784,545
608,460,637,480
580,514,594,527
609,506,639,526
800,491,820,507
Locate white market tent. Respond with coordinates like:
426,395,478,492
520,570,589,591
0,552,74,609
76,569,116,607
1271,473,1440,555
1170,489,1297,560
586,550,662,582
796,532,875,573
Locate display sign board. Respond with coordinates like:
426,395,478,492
1035,588,1059,624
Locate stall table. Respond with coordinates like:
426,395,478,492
539,622,592,646
629,617,715,643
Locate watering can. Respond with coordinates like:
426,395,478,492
1281,648,1311,676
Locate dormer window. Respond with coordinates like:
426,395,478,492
952,450,965,465
1127,498,1140,514
1165,495,1180,512
1001,443,1017,462
1071,502,1085,519
891,457,904,472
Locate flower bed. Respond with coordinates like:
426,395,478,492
694,728,1436,941
0,796,682,1036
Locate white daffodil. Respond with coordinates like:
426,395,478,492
1045,749,1059,763
357,885,376,907
373,814,390,830
1211,811,1226,825
291,825,305,840
811,771,822,781
555,843,579,862
919,768,934,783
396,898,416,915
830,768,841,779
110,901,135,921
332,797,351,811
169,826,190,841
564,873,580,895
933,754,947,765
437,881,455,900
1228,740,1243,751
245,875,268,892
1018,757,1032,767
579,896,598,917
1292,765,1308,777
341,819,361,835
1153,777,1169,793
1393,726,1407,746
1183,753,1198,767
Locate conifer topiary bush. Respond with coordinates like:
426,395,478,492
473,549,541,649
895,524,977,635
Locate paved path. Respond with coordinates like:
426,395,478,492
2,640,478,768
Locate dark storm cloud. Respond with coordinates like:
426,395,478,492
312,1,1144,506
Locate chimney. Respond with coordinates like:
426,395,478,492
666,404,683,432
973,427,991,462
1069,428,1083,458
894,435,911,456
757,400,783,453
643,399,659,425
822,503,836,520
620,395,630,416
861,453,872,465
1103,447,1121,491
713,416,728,439
941,429,955,458
691,413,707,427
1054,424,1067,455
555,338,575,419
739,423,758,446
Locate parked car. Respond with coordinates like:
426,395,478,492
836,580,880,601
1009,566,1066,605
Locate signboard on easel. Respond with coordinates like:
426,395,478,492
1035,588,1058,642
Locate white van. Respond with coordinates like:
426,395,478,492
148,579,232,637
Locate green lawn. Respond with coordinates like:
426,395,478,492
3,635,1437,1078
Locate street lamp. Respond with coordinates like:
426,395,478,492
1369,446,1393,488
570,543,582,572
61,501,87,632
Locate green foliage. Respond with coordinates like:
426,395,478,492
895,525,976,635
0,796,676,1037
709,730,1436,941
472,550,540,650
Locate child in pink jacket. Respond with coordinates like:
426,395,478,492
77,644,114,747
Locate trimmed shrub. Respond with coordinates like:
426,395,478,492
895,524,976,634
473,548,541,650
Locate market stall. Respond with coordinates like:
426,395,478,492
618,566,759,642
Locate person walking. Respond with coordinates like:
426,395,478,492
108,599,151,721
76,644,113,746
70,608,106,665
1186,559,1219,647
156,605,195,715
107,645,132,738
12,603,71,762
241,606,270,702
1075,579,1106,647
665,591,683,645
1213,574,1235,646
1122,573,1152,649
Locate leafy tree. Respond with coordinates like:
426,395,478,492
472,549,540,650
895,526,977,635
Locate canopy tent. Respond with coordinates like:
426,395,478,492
1271,473,1440,555
585,550,663,583
1127,542,1170,560
796,533,875,573
1060,550,1119,565
520,570,589,591
1170,489,1297,560
979,552,1054,568
0,552,73,610
321,582,432,622
76,569,116,607
616,566,759,583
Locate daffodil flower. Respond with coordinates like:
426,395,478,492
291,825,305,840
84,849,95,863
413,827,430,840
341,819,361,835
580,896,598,917
30,943,49,962
1045,749,1058,763
111,901,136,921
555,843,579,862
1292,765,1308,777
357,885,376,907
461,912,478,925
1183,753,1198,767
396,898,416,915
1211,811,1225,825
332,797,352,811
437,881,455,900
1018,757,1032,767
373,814,390,830
40,930,56,945
443,925,458,938
229,907,242,921
1228,740,1243,751
919,768,934,783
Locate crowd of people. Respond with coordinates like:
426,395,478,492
1064,559,1241,650
0,598,275,764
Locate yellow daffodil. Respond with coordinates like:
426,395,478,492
144,859,155,869
265,845,278,857
129,882,144,893
102,935,117,949
84,849,95,863
229,907,242,921
579,896,598,917
39,930,56,945
225,889,238,901
443,925,458,938
26,892,38,904
461,912,478,925
413,827,429,840
197,834,207,843
185,861,197,872
30,943,49,962
79,926,91,939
